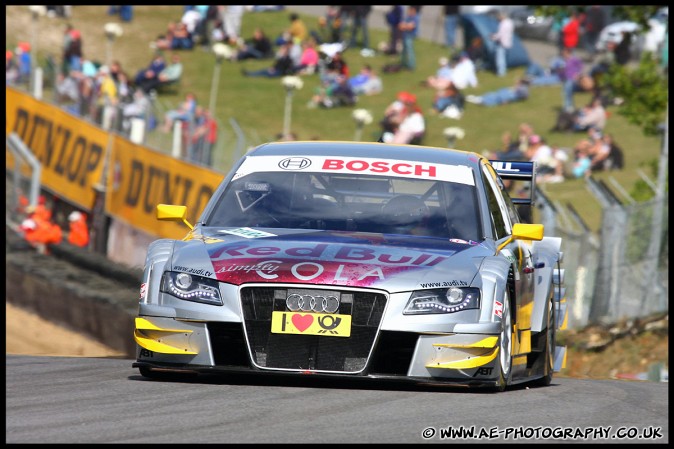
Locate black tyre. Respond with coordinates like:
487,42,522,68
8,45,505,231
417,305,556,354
531,292,556,387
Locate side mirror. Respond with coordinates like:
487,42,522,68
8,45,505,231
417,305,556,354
156,204,193,229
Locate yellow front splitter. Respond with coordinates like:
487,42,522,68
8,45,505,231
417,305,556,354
134,317,197,355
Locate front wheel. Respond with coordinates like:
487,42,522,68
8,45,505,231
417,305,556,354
495,290,513,392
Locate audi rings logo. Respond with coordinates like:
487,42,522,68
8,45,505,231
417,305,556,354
278,157,312,170
286,293,340,313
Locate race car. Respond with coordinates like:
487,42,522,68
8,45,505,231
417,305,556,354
133,141,567,390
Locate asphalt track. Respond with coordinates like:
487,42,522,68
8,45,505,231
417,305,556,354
5,355,668,444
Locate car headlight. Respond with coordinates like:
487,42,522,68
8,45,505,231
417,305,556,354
161,271,223,305
403,287,480,314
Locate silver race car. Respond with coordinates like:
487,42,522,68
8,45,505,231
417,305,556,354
133,141,567,390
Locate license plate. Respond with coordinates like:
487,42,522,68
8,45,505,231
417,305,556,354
271,311,352,337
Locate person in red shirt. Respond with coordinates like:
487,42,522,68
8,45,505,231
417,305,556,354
561,11,581,51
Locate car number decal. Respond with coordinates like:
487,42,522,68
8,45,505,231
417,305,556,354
233,156,475,185
270,311,352,337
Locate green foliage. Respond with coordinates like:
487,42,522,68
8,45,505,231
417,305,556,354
534,6,662,30
602,54,668,136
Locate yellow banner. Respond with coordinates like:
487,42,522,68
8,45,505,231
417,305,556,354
106,135,224,239
270,311,352,337
6,87,109,211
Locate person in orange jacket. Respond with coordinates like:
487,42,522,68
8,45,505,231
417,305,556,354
67,211,90,247
19,214,63,248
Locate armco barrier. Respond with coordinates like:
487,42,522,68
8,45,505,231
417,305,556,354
6,225,140,357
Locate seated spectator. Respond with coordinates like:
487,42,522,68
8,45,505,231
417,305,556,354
309,74,357,108
432,82,465,116
171,22,193,50
321,50,349,84
133,52,166,87
136,53,182,93
524,135,565,183
380,91,426,145
348,64,383,96
466,36,487,71
449,52,478,90
573,96,607,132
6,50,19,85
465,77,530,107
242,42,296,77
425,56,453,91
154,22,177,51
235,27,273,61
161,92,197,133
525,55,565,86
571,140,593,178
488,130,527,161
295,37,320,75
601,133,625,171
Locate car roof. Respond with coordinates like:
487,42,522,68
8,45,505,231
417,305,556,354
246,140,484,170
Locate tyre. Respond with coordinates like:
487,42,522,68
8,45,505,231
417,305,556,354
495,290,513,392
531,291,556,387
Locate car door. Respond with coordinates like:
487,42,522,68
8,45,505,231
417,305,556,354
480,163,535,353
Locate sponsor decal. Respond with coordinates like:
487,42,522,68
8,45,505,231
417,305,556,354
278,157,311,170
473,367,494,377
419,280,469,288
173,266,214,277
218,227,276,239
139,349,154,358
233,156,475,185
494,300,503,318
450,238,470,244
139,283,147,300
270,311,352,337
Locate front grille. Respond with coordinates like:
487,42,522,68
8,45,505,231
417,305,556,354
240,286,387,372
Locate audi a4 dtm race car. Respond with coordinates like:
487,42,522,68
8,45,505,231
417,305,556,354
133,141,567,391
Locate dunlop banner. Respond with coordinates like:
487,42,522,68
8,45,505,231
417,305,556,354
107,135,224,239
6,87,109,211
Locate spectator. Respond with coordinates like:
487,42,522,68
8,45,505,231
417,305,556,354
561,10,581,51
234,27,273,61
525,55,565,85
384,5,403,55
431,82,465,116
63,25,83,75
600,133,625,171
94,65,120,130
171,22,193,50
324,6,343,43
67,211,89,248
380,91,426,145
309,74,357,109
133,52,166,87
489,130,527,161
399,6,420,71
348,64,383,96
571,139,593,178
614,31,633,66
295,37,320,75
189,106,218,166
287,13,308,44
321,50,349,84
517,122,535,153
443,6,461,49
161,92,197,133
154,22,177,51
466,36,487,71
222,5,245,44
491,10,514,77
15,42,32,85
449,52,478,90
6,50,19,85
425,56,453,91
573,96,607,132
137,53,182,93
465,77,530,107
348,6,372,50
559,47,584,112
524,135,565,183
582,5,606,57
242,42,295,77
121,89,151,133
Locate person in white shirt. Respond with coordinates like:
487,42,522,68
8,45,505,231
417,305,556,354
449,52,478,90
381,91,425,145
491,10,514,77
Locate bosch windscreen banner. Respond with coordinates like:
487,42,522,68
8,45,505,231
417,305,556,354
105,136,223,239
6,87,108,210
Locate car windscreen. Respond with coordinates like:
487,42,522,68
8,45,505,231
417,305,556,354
205,171,481,241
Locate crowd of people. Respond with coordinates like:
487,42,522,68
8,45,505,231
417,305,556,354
8,6,665,182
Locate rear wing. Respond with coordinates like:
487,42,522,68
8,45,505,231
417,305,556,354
489,160,537,205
